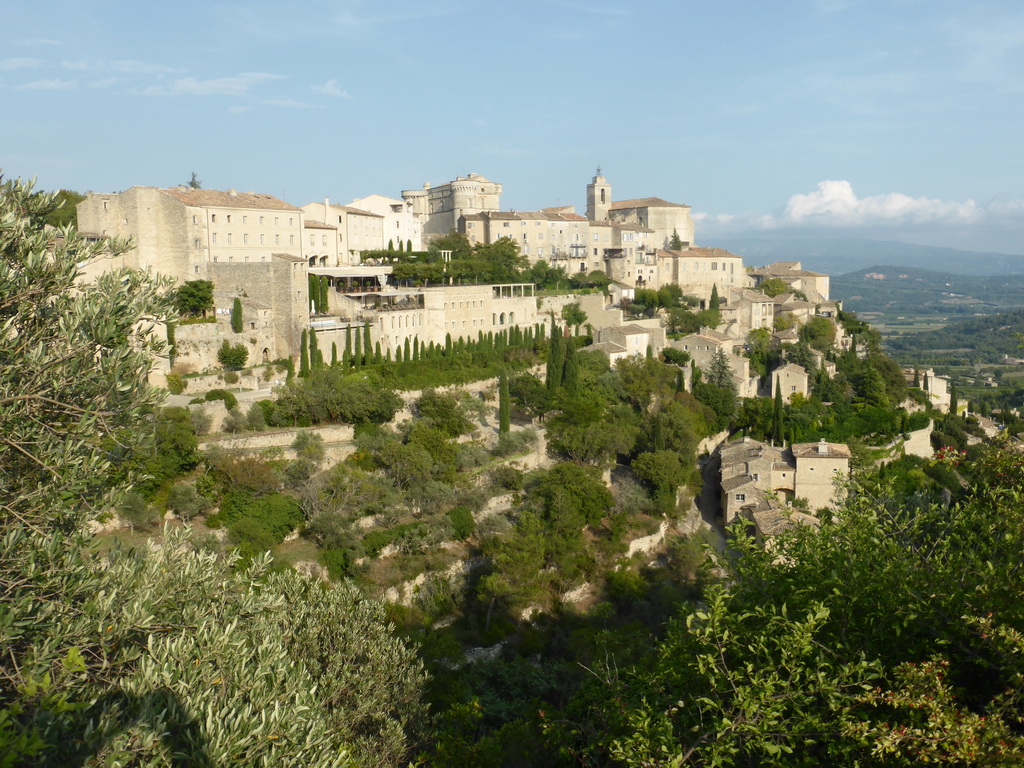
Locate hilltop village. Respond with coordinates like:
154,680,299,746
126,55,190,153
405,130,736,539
7,175,1018,767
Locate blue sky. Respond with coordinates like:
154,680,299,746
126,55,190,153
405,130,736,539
3,0,1023,254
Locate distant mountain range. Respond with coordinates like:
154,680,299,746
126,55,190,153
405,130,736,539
707,237,1024,277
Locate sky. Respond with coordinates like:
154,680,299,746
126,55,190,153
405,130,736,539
3,0,1024,254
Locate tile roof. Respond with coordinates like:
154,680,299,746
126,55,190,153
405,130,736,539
609,197,690,210
791,440,852,460
303,220,337,230
272,252,307,263
162,187,301,211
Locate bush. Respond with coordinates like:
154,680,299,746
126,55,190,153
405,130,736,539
223,370,240,385
165,372,187,394
246,402,267,431
320,548,354,580
222,407,247,433
447,506,475,540
205,388,238,411
166,483,213,521
492,429,537,458
190,406,212,436
490,464,524,491
218,340,249,371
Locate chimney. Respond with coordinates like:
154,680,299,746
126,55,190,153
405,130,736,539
818,438,828,455
228,189,238,197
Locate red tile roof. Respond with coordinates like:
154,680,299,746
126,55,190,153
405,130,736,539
162,187,301,211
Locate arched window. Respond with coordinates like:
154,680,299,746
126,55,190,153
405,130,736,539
262,348,270,363
499,312,506,325
509,311,515,324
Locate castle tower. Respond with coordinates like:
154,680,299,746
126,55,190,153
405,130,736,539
586,167,611,221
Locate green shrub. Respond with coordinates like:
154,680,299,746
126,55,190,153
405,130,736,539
205,388,238,410
165,372,187,394
447,506,475,540
490,464,524,491
320,548,354,580
223,370,240,385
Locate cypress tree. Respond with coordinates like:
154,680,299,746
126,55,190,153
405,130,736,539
950,383,959,416
498,370,511,434
388,239,395,252
562,338,580,396
772,377,784,445
653,413,665,451
407,238,412,252
404,337,411,362
166,322,176,368
413,337,420,361
363,323,372,360
308,274,318,313
646,344,653,359
676,368,684,393
445,333,453,356
299,329,309,377
231,297,243,333
353,329,362,369
709,283,720,311
395,345,402,363
309,328,320,369
331,342,338,366
320,277,329,314
374,341,382,365
547,329,564,392
913,368,921,388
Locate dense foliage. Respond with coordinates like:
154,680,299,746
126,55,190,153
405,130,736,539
0,180,426,766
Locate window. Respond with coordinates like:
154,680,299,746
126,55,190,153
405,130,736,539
259,216,264,225
226,215,231,223
192,215,197,224
211,233,217,244
102,201,108,211
243,234,248,245
322,235,327,246
275,234,280,245
211,214,216,223
227,233,233,245
260,234,265,245
274,217,279,226
712,262,718,270
288,217,293,225
194,238,200,248
194,265,200,273
242,216,247,224
736,493,746,501
503,222,510,228
289,235,294,245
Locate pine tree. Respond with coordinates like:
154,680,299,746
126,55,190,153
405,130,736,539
299,329,309,377
669,229,684,250
498,370,511,434
231,297,243,333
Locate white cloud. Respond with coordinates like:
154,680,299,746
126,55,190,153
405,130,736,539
89,78,121,89
781,180,982,227
62,59,183,74
142,72,284,97
693,180,1024,245
0,58,42,70
311,79,350,98
18,79,76,90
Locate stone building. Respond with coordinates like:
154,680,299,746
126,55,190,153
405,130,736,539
78,186,305,286
770,363,809,403
749,261,831,302
587,170,694,249
300,199,385,264
593,323,666,359
719,436,850,525
77,186,310,370
402,173,502,239
348,193,423,252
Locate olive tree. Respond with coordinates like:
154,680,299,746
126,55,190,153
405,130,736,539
0,179,426,766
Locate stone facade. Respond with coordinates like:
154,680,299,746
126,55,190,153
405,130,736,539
402,173,502,239
770,363,809,403
719,437,849,525
301,200,385,264
750,261,831,302
348,193,423,252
